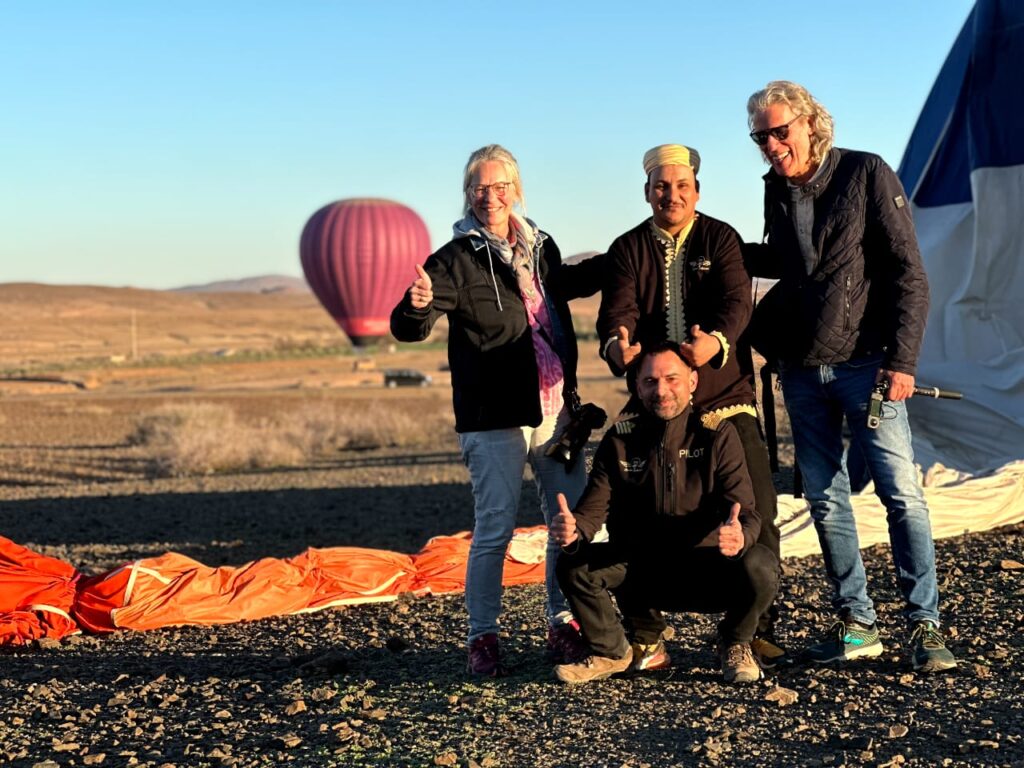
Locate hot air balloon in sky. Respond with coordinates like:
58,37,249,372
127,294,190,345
300,198,431,346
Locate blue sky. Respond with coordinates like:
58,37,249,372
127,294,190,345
2,2,974,289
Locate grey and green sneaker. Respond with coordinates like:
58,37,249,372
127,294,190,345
910,621,957,672
804,618,884,664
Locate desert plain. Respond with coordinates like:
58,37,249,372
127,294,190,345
0,282,1021,768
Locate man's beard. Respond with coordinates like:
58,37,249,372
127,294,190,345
644,395,683,420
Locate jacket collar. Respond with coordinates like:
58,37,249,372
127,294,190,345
453,212,547,254
638,404,697,440
450,212,549,313
763,147,841,199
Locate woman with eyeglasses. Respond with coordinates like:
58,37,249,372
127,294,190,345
391,144,601,676
742,81,957,673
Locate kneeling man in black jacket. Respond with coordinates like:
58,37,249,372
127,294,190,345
551,342,778,684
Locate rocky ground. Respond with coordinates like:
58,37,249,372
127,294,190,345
1,443,1022,768
0,291,1021,767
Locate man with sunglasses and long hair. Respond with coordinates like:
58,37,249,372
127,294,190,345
744,80,956,672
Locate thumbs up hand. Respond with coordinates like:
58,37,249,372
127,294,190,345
550,493,579,547
680,324,721,368
608,325,643,371
409,264,433,309
717,502,744,557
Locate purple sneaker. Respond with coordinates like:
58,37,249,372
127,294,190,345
546,620,590,664
467,633,506,677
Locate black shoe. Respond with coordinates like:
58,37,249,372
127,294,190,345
546,620,589,665
909,621,957,672
467,633,506,677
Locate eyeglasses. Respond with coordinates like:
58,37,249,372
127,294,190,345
472,182,513,199
749,115,804,146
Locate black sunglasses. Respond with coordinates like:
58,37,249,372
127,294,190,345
749,115,804,146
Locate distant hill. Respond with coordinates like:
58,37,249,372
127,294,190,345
172,275,310,295
563,251,602,265
0,282,338,368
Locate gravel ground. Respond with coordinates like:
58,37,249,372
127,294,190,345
2,447,1023,768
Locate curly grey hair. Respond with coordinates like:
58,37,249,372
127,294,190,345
747,81,835,167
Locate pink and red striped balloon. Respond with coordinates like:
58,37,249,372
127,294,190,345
300,199,431,346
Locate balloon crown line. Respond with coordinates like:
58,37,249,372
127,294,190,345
325,197,412,208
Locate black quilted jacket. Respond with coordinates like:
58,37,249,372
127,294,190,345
744,148,929,375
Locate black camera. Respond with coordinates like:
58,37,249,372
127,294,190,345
546,403,607,468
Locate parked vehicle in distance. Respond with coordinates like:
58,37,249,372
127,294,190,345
382,369,432,388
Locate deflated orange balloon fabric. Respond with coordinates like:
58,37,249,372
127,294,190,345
411,526,548,594
77,547,420,632
72,528,548,635
0,527,553,643
72,561,133,634
0,535,80,646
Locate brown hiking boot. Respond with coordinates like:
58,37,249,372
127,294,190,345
554,647,633,684
750,635,794,670
720,641,762,684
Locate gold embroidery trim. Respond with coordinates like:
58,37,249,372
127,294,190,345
700,404,757,430
709,330,730,369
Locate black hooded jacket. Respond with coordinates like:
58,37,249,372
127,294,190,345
390,229,601,433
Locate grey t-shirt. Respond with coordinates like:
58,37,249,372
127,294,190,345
788,160,829,275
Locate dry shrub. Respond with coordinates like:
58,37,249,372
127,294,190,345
286,402,453,452
271,402,453,453
131,402,301,477
132,400,453,477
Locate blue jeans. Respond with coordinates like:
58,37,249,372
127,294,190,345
780,357,940,627
458,406,588,643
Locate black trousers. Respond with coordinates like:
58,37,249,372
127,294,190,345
556,542,779,658
727,412,782,636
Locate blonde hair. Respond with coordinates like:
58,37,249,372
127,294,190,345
462,144,525,215
747,81,835,167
